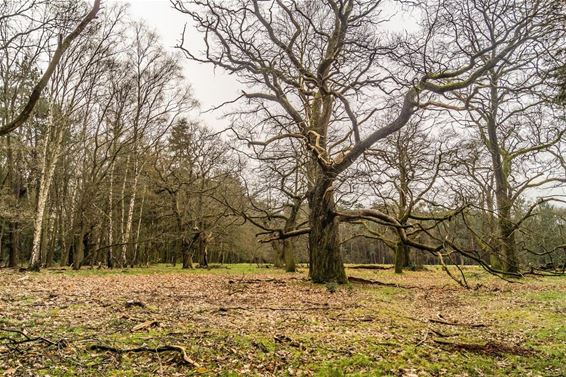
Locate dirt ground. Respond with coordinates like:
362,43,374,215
0,264,564,376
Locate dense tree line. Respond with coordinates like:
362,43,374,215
0,0,564,282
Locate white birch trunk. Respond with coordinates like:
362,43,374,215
30,122,64,271
121,159,139,267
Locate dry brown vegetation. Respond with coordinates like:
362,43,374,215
0,265,564,376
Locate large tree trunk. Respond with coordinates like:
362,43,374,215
486,73,518,274
307,176,347,283
282,239,296,273
498,207,518,273
403,245,410,268
272,241,284,267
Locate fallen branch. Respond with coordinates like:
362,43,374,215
89,344,200,367
429,318,486,328
217,304,357,312
125,300,146,309
347,265,394,270
416,329,429,347
347,276,416,289
432,339,533,356
227,278,291,284
131,320,159,332
0,327,59,347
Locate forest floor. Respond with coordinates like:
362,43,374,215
0,264,564,377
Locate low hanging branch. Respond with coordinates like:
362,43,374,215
0,0,102,136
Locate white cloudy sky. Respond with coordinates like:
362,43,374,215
111,0,241,129
109,0,418,130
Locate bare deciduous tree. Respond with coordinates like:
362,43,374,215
173,0,556,282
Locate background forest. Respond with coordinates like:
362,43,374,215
0,0,565,282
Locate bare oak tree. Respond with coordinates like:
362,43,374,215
173,0,556,282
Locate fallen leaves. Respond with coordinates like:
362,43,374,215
0,266,564,376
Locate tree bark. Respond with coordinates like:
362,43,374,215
30,118,63,271
73,222,87,270
307,176,347,283
121,165,139,267
486,73,518,273
394,241,405,274
282,239,296,273
271,241,284,267
107,160,115,268
181,237,194,269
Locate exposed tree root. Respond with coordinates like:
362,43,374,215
89,344,200,367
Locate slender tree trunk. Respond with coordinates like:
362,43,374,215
394,241,404,274
121,161,139,267
107,160,115,268
30,122,63,271
197,232,209,268
45,214,58,267
201,241,209,268
119,156,129,264
131,188,145,268
40,215,51,266
498,207,518,273
6,136,20,268
60,231,69,267
60,181,77,267
73,222,87,270
182,238,193,269
307,175,347,283
92,232,102,268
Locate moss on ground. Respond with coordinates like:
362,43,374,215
0,265,564,376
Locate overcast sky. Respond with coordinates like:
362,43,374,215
112,0,240,129
110,0,419,130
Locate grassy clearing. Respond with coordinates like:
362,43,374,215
0,265,564,376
